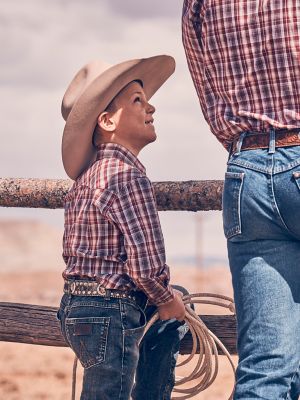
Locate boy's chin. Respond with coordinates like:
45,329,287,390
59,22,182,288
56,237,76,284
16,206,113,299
140,135,157,150
148,134,157,144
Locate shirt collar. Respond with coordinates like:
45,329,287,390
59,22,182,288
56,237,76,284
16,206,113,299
95,143,146,174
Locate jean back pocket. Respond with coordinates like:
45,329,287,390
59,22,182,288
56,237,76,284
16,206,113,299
65,316,110,369
222,171,244,239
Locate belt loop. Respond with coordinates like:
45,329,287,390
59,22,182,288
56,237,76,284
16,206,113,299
227,142,233,160
235,132,247,155
268,127,276,154
104,288,110,300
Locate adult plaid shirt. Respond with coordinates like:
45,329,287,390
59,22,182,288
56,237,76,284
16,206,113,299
63,143,174,306
182,0,300,149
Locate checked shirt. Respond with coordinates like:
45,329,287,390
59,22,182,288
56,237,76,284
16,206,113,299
182,0,300,149
63,143,174,306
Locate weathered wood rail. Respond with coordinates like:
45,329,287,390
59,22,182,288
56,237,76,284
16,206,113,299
0,177,237,355
0,178,223,211
0,302,237,354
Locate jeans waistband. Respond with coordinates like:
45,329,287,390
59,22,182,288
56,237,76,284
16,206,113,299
230,128,300,156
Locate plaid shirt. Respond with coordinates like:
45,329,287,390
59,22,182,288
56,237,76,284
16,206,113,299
63,143,174,306
182,0,300,149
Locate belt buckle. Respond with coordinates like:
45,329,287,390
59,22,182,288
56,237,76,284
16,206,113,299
97,286,106,296
70,282,76,294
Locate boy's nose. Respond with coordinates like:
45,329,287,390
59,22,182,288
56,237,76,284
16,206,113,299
147,102,155,114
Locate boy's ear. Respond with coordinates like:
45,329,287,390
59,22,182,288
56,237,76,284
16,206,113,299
97,111,116,132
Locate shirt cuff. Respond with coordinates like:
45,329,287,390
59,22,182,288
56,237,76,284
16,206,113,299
135,277,175,306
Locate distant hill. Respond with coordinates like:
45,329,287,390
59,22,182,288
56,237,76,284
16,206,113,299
0,219,65,272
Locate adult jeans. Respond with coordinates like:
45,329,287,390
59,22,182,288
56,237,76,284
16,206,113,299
57,285,188,400
223,134,300,400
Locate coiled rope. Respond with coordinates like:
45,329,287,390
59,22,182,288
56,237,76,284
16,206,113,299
71,292,236,400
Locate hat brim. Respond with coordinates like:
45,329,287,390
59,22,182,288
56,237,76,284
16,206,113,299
62,55,175,180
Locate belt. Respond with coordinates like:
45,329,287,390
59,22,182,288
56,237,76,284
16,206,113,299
231,129,300,154
63,279,147,306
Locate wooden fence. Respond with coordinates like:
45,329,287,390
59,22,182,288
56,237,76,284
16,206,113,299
0,178,237,355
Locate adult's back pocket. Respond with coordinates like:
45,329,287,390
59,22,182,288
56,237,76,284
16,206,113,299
294,171,300,190
222,172,244,239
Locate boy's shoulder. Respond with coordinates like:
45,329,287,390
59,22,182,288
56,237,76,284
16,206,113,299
76,155,150,195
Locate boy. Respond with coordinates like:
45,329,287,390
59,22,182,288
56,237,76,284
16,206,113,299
57,55,187,400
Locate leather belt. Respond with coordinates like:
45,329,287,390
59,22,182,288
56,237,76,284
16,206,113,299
231,129,300,154
64,279,139,301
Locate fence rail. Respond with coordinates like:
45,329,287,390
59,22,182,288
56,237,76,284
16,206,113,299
0,178,223,211
0,302,237,354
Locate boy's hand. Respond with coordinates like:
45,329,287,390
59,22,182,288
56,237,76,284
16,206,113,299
157,290,186,322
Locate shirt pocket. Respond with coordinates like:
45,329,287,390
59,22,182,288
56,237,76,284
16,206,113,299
222,172,245,239
65,317,110,369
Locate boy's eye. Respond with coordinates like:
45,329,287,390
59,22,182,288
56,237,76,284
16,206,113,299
134,96,141,103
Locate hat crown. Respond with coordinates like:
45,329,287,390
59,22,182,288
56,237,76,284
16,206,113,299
61,60,111,121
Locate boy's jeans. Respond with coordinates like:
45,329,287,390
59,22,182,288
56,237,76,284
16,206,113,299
223,135,300,400
57,285,188,400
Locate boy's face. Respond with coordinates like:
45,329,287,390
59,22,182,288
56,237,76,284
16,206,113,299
110,81,157,151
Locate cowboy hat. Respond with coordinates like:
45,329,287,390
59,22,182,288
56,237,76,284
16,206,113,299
61,55,175,180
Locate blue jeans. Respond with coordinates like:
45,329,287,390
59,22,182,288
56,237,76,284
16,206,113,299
223,133,300,400
57,286,188,400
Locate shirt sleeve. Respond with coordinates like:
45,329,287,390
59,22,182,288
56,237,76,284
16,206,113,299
182,0,209,123
107,176,174,306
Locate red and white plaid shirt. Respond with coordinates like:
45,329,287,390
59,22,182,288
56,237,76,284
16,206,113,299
63,143,174,306
182,0,300,149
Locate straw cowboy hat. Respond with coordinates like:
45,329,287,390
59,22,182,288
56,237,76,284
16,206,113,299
61,55,175,180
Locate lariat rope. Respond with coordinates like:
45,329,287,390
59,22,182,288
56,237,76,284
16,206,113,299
71,292,236,400
71,355,78,400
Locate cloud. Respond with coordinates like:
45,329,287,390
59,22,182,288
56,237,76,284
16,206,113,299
102,0,182,20
0,0,128,90
0,0,184,90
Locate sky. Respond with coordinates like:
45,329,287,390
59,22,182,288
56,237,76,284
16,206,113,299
0,0,229,266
